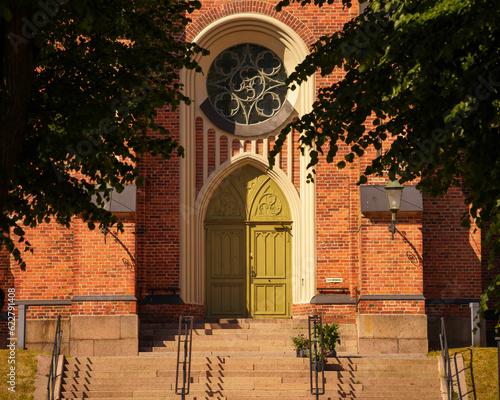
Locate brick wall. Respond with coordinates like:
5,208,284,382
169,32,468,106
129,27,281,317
135,105,183,319
293,303,357,324
0,0,491,334
0,217,136,319
423,188,482,319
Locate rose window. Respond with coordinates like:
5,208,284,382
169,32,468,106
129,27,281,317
206,44,288,126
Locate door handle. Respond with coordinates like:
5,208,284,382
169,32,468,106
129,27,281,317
250,266,256,277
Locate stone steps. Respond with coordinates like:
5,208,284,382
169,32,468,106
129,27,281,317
60,319,442,400
139,320,357,354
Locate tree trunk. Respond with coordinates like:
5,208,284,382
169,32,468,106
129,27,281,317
0,3,34,229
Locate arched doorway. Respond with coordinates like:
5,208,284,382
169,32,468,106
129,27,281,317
180,13,317,309
205,165,292,318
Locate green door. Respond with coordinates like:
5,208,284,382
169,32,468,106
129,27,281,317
250,225,291,318
206,225,246,318
205,165,292,319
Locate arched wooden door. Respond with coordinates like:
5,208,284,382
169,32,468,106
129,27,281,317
205,166,292,318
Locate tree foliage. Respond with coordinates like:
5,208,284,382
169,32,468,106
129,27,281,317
0,0,206,269
272,0,500,325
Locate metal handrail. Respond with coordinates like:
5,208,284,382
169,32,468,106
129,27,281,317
175,316,193,399
308,315,325,399
453,348,477,400
439,317,477,400
47,315,63,400
468,348,477,399
439,317,453,400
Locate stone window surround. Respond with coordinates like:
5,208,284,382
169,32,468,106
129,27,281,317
179,13,317,307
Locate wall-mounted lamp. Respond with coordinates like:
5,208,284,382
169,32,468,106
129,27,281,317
384,180,404,240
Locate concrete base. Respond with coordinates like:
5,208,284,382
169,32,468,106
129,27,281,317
357,314,428,354
70,315,139,356
427,316,486,350
25,319,70,355
22,315,138,356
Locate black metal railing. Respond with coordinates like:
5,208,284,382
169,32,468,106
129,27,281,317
439,317,477,400
453,347,477,400
175,315,193,399
47,315,63,400
308,315,325,399
439,317,453,399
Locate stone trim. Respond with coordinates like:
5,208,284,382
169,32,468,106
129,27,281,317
186,1,315,46
14,300,72,306
310,294,356,305
359,294,426,301
71,295,137,302
425,298,480,304
180,13,316,306
310,294,426,305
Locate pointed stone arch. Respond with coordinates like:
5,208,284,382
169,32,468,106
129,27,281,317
186,1,315,47
179,13,316,311
205,164,293,318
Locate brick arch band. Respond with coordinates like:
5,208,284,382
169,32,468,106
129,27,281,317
179,10,317,309
186,1,315,47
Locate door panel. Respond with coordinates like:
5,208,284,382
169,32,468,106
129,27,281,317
254,231,287,278
210,284,244,316
206,225,247,318
250,226,291,318
253,284,287,315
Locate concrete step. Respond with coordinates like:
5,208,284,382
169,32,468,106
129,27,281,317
62,375,329,386
63,369,344,381
140,324,355,336
139,337,358,347
61,319,440,400
60,388,439,399
140,325,357,337
139,322,308,333
139,321,358,355
62,379,360,392
60,397,441,400
65,355,315,368
60,388,359,398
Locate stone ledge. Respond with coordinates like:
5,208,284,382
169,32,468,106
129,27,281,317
360,295,426,301
71,295,137,302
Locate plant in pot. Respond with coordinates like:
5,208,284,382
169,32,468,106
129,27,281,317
305,345,331,370
319,322,341,357
290,333,309,357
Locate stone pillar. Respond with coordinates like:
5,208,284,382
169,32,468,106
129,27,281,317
470,302,480,347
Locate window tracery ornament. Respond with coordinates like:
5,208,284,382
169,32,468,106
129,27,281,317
206,44,288,126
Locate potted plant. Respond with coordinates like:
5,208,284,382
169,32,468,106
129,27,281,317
305,346,330,370
290,333,309,357
320,322,341,357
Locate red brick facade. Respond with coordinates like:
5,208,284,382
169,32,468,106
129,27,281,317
0,0,494,350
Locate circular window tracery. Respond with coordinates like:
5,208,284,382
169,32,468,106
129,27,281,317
206,44,288,126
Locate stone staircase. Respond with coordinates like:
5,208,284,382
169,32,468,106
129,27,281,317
59,319,443,400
